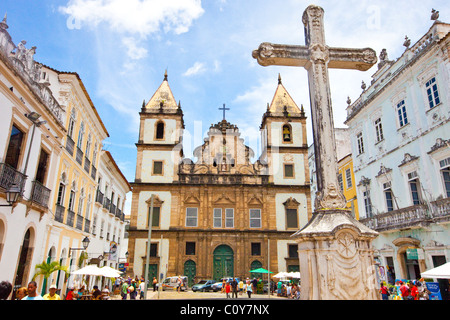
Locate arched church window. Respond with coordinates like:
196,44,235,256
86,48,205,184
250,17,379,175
156,121,165,140
282,124,292,142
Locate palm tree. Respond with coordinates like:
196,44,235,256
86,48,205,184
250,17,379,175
32,260,69,295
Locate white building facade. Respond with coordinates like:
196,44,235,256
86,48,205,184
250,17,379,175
345,20,450,297
91,150,130,270
0,16,66,291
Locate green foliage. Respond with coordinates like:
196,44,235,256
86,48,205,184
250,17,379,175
32,260,69,282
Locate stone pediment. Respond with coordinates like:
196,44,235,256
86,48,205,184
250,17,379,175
145,195,164,206
247,195,263,206
184,193,200,205
283,197,300,209
213,193,235,205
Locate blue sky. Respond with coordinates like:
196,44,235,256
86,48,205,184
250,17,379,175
2,0,448,213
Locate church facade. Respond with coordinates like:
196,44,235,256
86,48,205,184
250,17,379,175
127,73,311,285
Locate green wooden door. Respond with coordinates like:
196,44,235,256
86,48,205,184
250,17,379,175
213,245,234,281
147,264,158,283
184,260,196,287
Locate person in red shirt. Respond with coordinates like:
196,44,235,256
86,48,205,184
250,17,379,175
400,282,410,299
225,282,231,299
408,281,419,300
379,283,389,300
65,287,75,300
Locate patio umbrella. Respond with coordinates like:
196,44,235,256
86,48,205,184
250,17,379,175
287,272,301,278
421,262,450,279
98,266,122,278
273,272,290,278
72,265,102,276
250,268,273,274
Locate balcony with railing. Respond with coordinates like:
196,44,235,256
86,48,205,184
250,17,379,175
76,213,84,230
103,197,111,211
84,157,90,174
55,204,65,223
84,218,90,233
66,209,75,227
95,189,104,205
110,203,116,216
0,162,27,196
360,197,450,232
76,147,84,166
30,180,51,208
65,135,75,156
91,165,97,180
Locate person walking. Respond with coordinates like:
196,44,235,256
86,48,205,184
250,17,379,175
225,281,231,299
379,282,389,300
246,280,252,298
238,279,244,296
21,281,44,300
152,277,157,292
231,278,238,299
121,280,129,300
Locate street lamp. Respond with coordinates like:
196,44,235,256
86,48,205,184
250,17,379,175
0,183,21,207
68,236,90,257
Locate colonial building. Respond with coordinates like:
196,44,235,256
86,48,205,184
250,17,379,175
39,65,109,293
0,15,66,295
88,150,130,289
128,73,311,285
345,17,450,297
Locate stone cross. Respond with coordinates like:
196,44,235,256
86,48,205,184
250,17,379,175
219,103,230,120
253,5,377,211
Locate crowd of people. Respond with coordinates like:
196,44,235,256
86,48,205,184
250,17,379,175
379,279,432,300
0,280,112,300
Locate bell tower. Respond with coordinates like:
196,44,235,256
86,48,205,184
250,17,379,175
260,74,308,186
135,71,184,184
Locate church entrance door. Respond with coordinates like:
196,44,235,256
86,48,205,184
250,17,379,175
184,260,196,287
213,245,234,281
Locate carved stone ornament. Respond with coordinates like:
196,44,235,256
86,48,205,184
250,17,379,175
337,232,357,259
314,182,347,210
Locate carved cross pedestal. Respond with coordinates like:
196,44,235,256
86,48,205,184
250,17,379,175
253,5,379,300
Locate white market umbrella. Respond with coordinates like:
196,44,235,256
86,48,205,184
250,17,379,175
273,272,290,278
99,266,122,278
287,272,301,278
421,262,450,279
72,265,102,276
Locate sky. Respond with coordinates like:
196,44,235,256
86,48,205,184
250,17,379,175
2,0,448,214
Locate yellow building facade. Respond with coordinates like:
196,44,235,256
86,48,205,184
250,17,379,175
40,67,109,293
337,154,359,220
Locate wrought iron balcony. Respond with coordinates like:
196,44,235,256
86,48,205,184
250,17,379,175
95,189,104,204
55,204,65,223
360,197,450,232
0,162,26,196
76,213,83,230
30,180,51,208
84,218,90,233
110,203,116,215
91,165,97,180
66,209,75,227
84,157,90,174
76,147,83,165
103,197,111,210
65,135,75,156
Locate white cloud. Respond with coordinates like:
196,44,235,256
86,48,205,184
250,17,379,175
183,62,207,77
59,0,204,37
121,37,148,60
